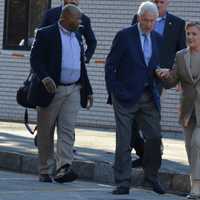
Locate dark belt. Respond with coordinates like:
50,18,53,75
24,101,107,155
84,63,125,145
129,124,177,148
58,82,76,86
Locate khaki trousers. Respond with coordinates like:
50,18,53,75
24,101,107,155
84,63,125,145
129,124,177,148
37,84,80,175
183,115,200,181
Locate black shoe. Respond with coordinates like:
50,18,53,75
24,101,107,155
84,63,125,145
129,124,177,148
54,164,78,183
186,193,200,199
112,186,129,195
39,174,52,183
131,158,143,168
144,177,165,194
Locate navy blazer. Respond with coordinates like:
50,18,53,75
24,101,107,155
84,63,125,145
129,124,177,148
41,6,97,63
30,24,93,108
105,25,162,111
132,12,186,68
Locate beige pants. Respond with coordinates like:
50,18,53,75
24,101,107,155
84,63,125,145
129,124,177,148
183,118,200,182
37,84,80,175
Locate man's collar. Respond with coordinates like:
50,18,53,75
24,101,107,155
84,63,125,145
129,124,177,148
58,22,74,36
137,23,151,37
157,12,168,21
156,14,167,22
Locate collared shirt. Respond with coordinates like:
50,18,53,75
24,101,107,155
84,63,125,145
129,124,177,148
154,15,166,36
137,24,152,66
58,22,81,84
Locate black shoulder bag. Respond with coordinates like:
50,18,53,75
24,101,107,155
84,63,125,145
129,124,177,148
16,72,55,135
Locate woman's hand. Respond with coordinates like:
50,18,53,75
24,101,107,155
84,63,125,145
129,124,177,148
155,68,170,80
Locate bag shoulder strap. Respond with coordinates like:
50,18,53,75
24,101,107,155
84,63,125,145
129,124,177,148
24,108,37,135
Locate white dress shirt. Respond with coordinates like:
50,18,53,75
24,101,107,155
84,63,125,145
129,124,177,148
58,23,81,84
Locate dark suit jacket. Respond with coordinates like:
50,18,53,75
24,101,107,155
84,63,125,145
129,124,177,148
132,12,186,68
105,25,162,111
30,24,93,108
41,6,97,63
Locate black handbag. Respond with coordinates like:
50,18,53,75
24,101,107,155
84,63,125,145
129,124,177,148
16,72,55,109
16,72,55,135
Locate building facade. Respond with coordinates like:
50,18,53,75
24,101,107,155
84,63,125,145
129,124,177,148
0,0,200,131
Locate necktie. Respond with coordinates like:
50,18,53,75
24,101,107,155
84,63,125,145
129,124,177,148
142,34,151,66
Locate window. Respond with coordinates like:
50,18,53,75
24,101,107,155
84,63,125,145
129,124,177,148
3,0,51,50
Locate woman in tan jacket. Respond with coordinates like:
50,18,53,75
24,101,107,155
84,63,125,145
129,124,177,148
157,21,200,199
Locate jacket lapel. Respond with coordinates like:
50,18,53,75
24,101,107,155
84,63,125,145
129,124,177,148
148,32,156,67
54,24,62,68
163,13,173,39
192,53,200,85
183,49,200,86
135,26,147,67
183,48,194,82
75,32,85,63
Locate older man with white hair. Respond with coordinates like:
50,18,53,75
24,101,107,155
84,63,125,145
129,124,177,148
105,1,165,195
131,0,186,170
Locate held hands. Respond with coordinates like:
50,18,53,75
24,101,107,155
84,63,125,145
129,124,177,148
42,77,56,94
155,68,170,80
86,95,93,110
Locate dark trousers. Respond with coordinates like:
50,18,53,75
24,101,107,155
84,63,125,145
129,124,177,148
112,91,162,188
130,121,144,158
130,85,163,158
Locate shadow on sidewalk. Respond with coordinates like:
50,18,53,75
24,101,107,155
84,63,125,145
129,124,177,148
0,131,189,175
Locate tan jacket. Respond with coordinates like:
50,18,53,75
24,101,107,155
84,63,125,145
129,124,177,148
164,48,200,127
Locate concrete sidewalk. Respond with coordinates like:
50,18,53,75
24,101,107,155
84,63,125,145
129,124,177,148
0,170,185,200
0,122,190,195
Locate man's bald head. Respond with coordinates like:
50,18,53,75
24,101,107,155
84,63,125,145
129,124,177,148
60,4,81,18
59,4,81,32
63,0,80,6
152,0,170,17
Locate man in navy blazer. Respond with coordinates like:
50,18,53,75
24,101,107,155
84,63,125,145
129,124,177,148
131,0,186,169
31,5,93,183
34,0,95,147
105,1,165,195
41,0,97,63
132,0,186,68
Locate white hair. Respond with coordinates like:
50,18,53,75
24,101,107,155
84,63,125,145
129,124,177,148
137,1,159,17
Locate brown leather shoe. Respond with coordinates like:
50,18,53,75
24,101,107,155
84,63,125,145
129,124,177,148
39,174,52,183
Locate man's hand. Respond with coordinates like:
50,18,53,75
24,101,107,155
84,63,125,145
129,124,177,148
86,95,93,110
42,77,56,94
155,68,170,80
